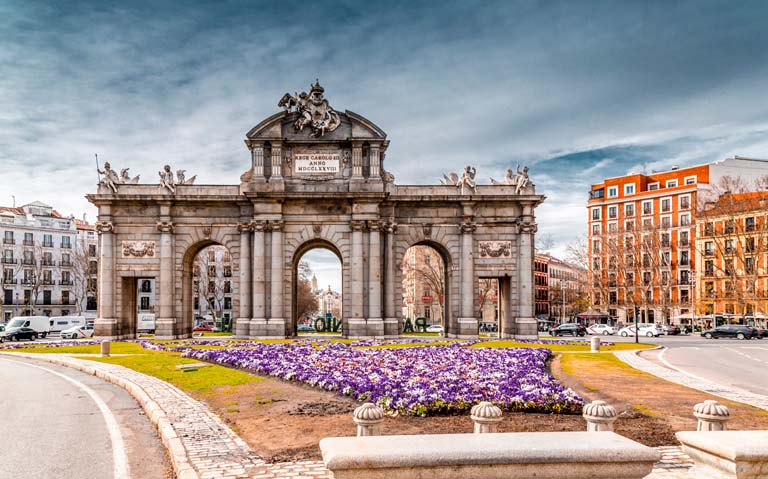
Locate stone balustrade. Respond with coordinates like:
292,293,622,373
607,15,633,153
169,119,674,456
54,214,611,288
676,430,768,479
320,431,660,479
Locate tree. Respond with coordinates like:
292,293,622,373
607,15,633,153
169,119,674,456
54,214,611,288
536,233,555,252
402,246,445,322
71,237,97,314
295,260,319,320
194,246,231,330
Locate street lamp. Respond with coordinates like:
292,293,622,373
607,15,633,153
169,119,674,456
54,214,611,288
560,278,566,323
689,270,696,332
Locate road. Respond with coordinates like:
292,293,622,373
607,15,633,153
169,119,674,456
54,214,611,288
0,356,170,479
598,334,768,399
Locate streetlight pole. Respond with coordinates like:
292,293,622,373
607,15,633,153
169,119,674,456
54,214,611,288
560,278,566,323
690,270,696,333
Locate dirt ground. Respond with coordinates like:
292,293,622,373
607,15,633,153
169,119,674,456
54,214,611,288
186,349,768,462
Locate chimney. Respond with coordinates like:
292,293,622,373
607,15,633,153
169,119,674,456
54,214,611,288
671,165,679,170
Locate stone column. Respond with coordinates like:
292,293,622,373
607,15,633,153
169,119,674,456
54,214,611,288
236,222,252,338
367,221,383,336
458,221,478,338
95,221,116,338
250,220,267,337
156,220,176,338
383,221,398,337
349,220,366,336
251,142,265,178
269,221,284,334
516,212,538,339
351,142,363,180
369,143,381,179
270,142,282,180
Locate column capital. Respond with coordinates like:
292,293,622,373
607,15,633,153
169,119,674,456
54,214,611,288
367,220,383,232
383,221,398,234
156,221,174,234
268,220,283,232
460,221,477,234
518,220,537,234
350,220,367,232
252,220,268,232
96,221,114,234
237,221,253,233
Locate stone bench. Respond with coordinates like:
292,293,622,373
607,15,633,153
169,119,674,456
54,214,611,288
320,431,660,479
676,430,768,478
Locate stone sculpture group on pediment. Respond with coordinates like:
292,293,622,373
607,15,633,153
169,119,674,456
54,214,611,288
440,163,532,195
97,158,196,195
278,79,342,138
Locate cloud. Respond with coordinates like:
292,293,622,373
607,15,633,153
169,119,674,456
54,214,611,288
2,0,768,261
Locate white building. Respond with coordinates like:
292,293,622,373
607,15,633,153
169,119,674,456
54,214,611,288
192,246,233,327
1,201,98,321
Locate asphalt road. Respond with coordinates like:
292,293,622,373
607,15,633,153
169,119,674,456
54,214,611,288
0,356,170,479
592,333,768,398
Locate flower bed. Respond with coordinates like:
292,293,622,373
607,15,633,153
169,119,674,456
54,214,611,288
0,339,102,350
180,340,583,416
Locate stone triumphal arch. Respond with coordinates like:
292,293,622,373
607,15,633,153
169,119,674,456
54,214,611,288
89,82,544,340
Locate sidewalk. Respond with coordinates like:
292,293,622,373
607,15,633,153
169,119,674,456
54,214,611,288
3,351,694,479
614,349,768,411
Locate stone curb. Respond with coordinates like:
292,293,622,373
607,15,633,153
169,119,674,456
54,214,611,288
1,352,201,479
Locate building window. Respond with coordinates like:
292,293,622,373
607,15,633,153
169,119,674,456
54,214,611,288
647,182,659,191
592,224,600,235
666,180,677,188
746,237,755,253
624,203,634,217
3,231,13,245
61,236,71,249
223,266,232,277
625,220,634,231
608,222,617,233
684,175,697,185
24,232,33,246
661,233,670,247
642,200,652,215
208,265,216,276
140,297,150,310
624,184,635,196
661,216,671,228
679,195,691,210
591,208,601,221
224,297,232,310
745,217,756,232
141,280,152,293
590,188,604,199
224,281,232,293
679,250,689,266
208,250,216,262
43,234,53,247
704,222,714,236
608,206,618,219
608,186,618,198
704,241,714,256
679,230,689,246
680,214,690,226
61,290,69,305
745,256,755,274
43,290,51,305
89,244,97,256
661,198,672,213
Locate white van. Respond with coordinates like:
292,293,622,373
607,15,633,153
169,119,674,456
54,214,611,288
5,316,51,338
138,313,156,333
49,316,86,334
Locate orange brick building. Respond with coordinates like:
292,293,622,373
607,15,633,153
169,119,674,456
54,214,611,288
587,157,768,324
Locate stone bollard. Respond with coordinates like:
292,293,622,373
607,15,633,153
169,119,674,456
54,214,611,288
470,401,503,433
590,336,601,353
353,403,384,436
693,400,730,431
583,400,617,432
100,340,110,358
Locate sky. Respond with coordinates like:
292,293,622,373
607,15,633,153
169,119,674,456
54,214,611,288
3,0,768,290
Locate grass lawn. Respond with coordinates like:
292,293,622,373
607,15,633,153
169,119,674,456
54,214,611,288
474,340,656,352
9,342,261,393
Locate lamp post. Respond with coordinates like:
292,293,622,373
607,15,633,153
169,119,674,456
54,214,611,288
689,270,696,333
560,278,566,323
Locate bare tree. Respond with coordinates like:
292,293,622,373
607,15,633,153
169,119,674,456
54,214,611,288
536,233,555,252
402,246,445,322
295,260,319,320
194,246,232,329
70,237,97,314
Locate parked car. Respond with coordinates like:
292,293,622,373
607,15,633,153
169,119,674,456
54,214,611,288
586,324,617,335
192,326,212,332
549,323,586,337
754,327,768,339
3,327,38,341
701,324,759,340
426,324,444,333
297,324,316,333
618,324,661,337
61,324,95,339
662,324,681,335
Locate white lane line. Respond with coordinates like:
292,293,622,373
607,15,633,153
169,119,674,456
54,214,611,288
726,347,767,364
0,357,130,479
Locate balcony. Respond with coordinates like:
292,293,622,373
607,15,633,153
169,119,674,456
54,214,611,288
60,243,71,249
60,260,72,267
1,257,17,265
23,239,34,246
704,249,714,257
42,259,55,266
59,279,73,286
3,238,15,245
42,242,54,248
677,241,690,248
41,279,56,286
21,279,35,285
2,278,17,285
21,258,35,265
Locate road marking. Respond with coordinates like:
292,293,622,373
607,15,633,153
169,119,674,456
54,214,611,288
0,357,130,479
726,348,766,364
657,347,735,387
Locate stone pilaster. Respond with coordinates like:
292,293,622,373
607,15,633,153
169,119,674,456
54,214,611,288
351,142,363,180
156,220,176,338
458,221,478,338
349,220,366,331
369,144,381,179
367,221,384,336
251,142,265,178
95,221,116,338
270,142,282,180
236,222,252,338
268,220,285,334
516,211,538,339
383,221,398,337
250,220,267,336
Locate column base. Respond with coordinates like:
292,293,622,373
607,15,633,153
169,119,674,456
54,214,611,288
384,317,400,338
94,317,118,338
346,318,386,338
234,317,251,338
514,317,539,339
249,318,287,338
155,317,178,339
449,317,479,339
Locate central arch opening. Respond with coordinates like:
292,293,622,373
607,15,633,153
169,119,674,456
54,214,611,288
292,243,342,337
402,243,448,336
190,244,234,333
